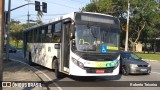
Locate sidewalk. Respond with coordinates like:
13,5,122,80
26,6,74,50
3,60,48,90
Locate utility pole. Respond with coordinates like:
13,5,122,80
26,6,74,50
6,0,11,60
0,0,5,85
27,11,30,24
125,0,130,51
26,0,31,24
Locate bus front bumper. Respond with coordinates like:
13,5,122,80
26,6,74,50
69,61,120,76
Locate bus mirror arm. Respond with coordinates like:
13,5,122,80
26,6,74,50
54,44,60,49
63,18,71,24
70,33,75,40
70,24,75,40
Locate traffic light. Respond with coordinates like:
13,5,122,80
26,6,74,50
35,1,40,11
42,2,47,13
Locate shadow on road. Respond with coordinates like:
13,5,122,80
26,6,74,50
3,60,32,73
49,73,122,87
66,74,122,82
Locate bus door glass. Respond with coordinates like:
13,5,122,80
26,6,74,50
61,19,71,69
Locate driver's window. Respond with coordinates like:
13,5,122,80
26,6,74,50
131,54,139,59
122,54,130,60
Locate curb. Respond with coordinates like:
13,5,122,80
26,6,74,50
5,58,63,90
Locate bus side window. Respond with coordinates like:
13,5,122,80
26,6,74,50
37,28,40,43
33,29,35,42
25,32,28,43
52,22,61,43
46,24,52,43
27,31,30,43
34,28,38,43
41,26,46,43
37,28,41,43
39,27,42,43
30,30,33,43
55,22,62,33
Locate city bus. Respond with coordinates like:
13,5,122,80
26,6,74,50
23,12,120,78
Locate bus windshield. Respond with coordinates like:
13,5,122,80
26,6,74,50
75,23,120,53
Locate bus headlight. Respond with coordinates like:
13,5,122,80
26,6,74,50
72,57,84,69
72,57,78,64
113,59,119,68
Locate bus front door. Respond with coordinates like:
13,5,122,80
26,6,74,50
61,21,71,72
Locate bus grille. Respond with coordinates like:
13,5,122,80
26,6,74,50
82,55,117,61
138,65,148,67
84,67,114,73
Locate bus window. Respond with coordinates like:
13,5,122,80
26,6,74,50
37,28,41,43
52,22,61,43
29,30,33,43
34,28,38,43
55,22,62,33
32,30,34,43
46,25,52,42
41,26,46,43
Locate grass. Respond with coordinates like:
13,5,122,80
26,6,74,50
136,53,160,61
10,40,23,49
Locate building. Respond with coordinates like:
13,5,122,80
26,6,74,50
155,0,160,3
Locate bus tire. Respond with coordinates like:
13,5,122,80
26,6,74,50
122,66,129,75
54,59,65,79
28,52,34,66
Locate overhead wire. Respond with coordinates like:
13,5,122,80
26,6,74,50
43,0,78,9
70,0,87,4
11,0,90,23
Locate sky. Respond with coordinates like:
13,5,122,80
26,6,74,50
5,0,90,23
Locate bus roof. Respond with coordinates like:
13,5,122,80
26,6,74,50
23,12,115,32
48,12,114,23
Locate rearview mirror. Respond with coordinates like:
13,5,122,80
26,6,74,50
70,32,75,40
54,44,60,49
63,18,71,24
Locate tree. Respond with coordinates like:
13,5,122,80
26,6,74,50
83,0,117,15
22,23,37,29
83,0,160,52
10,19,36,48
37,11,43,24
128,0,160,51
10,19,24,48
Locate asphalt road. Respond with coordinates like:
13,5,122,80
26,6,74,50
8,50,160,90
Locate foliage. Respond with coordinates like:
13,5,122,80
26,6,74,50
128,0,160,51
83,0,117,15
37,11,43,24
10,19,36,48
83,0,160,51
22,23,37,29
10,19,24,48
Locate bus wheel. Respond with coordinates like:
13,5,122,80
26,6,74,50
54,59,65,79
122,66,129,75
28,52,34,66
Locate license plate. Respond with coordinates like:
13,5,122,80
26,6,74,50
140,69,147,71
96,70,104,73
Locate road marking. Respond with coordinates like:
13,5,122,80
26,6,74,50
151,71,160,75
10,59,63,90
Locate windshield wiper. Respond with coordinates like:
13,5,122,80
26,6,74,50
90,28,99,45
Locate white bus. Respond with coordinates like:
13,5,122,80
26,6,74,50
23,12,120,78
